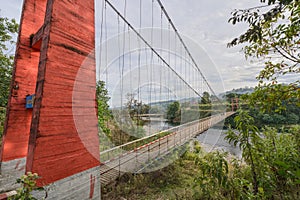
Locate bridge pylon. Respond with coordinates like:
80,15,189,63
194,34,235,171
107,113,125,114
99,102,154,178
0,0,100,199
231,97,239,111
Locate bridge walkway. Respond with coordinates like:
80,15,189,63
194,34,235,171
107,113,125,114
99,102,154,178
99,112,235,185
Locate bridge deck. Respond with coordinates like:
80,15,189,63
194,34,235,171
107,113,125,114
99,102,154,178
99,112,235,185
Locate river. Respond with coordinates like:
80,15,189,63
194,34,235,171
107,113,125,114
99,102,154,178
196,128,242,158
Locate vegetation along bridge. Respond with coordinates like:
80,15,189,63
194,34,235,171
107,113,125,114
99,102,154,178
0,0,237,199
99,112,235,185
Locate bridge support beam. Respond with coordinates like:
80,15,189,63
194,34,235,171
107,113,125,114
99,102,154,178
1,0,100,199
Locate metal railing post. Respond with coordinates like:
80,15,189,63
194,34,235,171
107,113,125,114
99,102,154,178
174,133,176,147
159,136,161,155
180,130,182,145
148,144,150,162
167,136,169,150
119,147,121,177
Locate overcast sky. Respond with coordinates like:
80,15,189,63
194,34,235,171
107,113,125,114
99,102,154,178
0,0,290,95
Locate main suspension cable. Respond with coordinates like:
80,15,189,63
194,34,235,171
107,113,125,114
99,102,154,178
104,0,202,97
155,0,219,100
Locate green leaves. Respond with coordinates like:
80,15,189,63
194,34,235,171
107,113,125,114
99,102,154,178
243,83,300,114
0,16,18,143
227,5,300,193
194,151,230,199
10,172,45,200
0,16,18,107
228,0,300,85
200,91,211,104
224,110,300,199
166,101,181,124
96,80,111,135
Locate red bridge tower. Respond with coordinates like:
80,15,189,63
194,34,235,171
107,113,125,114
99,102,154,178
0,0,100,199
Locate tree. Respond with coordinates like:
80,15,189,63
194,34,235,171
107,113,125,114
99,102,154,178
243,83,299,113
228,0,300,111
200,91,211,104
225,111,260,195
228,0,299,81
225,2,300,197
96,80,111,135
126,93,149,118
166,101,181,124
0,15,19,143
0,16,18,107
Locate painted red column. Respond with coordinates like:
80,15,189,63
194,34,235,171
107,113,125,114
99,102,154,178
26,0,100,186
1,0,100,199
0,0,47,179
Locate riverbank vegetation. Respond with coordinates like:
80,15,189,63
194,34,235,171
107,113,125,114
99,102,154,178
103,0,300,199
102,123,299,199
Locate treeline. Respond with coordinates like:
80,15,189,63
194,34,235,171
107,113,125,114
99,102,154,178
225,90,300,129
166,91,226,125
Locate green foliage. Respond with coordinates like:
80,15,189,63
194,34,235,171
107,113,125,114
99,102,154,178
225,111,260,195
126,93,150,119
0,16,18,107
102,146,201,200
0,107,5,136
194,151,229,199
258,127,300,198
102,133,300,199
166,101,181,125
236,84,300,129
243,83,300,113
225,111,300,199
200,91,211,104
125,126,146,140
0,16,18,143
96,80,111,136
225,2,300,198
228,0,300,78
191,123,300,199
9,172,45,200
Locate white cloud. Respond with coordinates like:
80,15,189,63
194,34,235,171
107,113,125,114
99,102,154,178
0,0,291,94
0,0,22,21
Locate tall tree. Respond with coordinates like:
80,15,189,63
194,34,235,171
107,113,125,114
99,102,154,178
0,15,18,142
0,16,18,107
96,80,111,135
228,0,300,111
200,91,211,105
126,93,149,118
166,101,181,124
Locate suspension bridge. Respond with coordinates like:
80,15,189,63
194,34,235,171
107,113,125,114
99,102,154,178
0,0,236,199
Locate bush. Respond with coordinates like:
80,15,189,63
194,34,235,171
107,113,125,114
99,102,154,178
9,172,45,200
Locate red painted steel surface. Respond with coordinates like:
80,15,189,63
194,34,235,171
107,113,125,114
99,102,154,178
26,0,99,185
0,0,47,162
1,0,99,186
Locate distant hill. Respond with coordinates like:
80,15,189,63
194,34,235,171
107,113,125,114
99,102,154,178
219,86,255,98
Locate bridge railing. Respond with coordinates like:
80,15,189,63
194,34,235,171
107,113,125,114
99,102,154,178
99,113,231,163
99,112,235,185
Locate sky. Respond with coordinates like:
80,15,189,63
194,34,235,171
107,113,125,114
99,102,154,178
0,0,288,96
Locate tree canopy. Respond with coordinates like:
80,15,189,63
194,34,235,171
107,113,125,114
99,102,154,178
166,101,181,124
0,16,18,107
228,0,300,112
228,0,300,80
200,91,211,104
0,15,18,142
96,80,111,135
